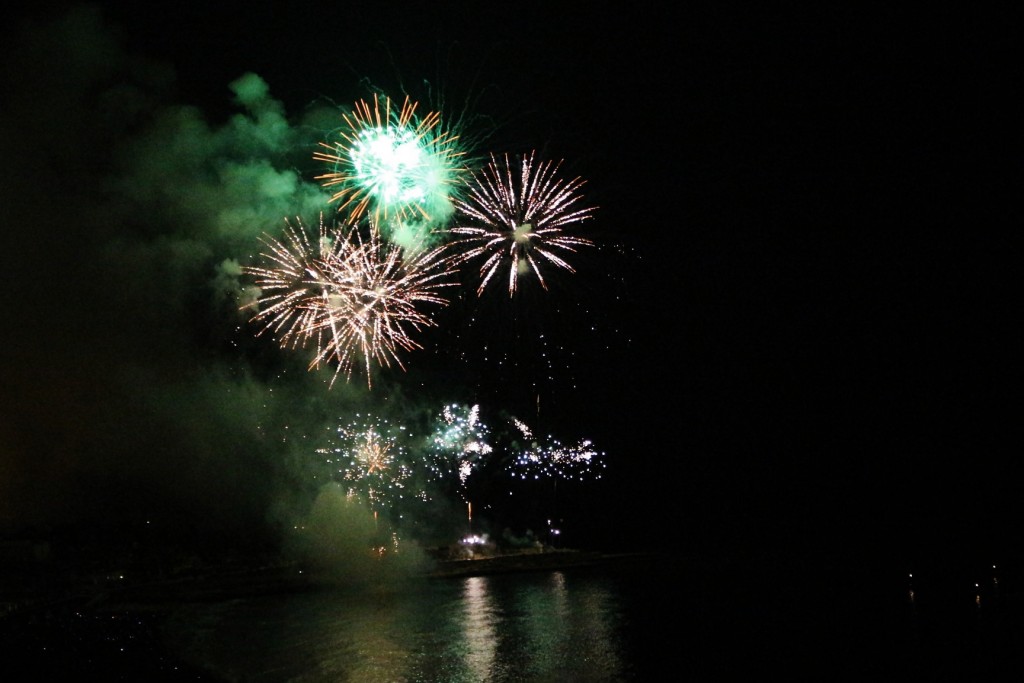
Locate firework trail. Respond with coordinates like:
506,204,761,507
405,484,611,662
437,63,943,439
243,217,458,388
313,94,466,231
450,151,597,297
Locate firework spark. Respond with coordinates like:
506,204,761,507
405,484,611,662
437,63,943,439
313,94,466,230
506,417,606,482
450,151,597,296
313,224,459,387
433,404,493,459
426,403,494,499
243,217,458,388
241,215,345,352
315,413,413,509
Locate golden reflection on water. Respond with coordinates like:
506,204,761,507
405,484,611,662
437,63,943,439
338,595,410,682
455,569,624,681
461,576,498,679
168,566,629,681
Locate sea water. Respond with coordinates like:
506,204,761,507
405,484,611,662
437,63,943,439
156,552,1024,681
164,564,638,681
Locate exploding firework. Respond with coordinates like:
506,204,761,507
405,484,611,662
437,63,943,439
315,413,414,509
506,417,606,481
425,403,494,500
243,217,458,388
241,216,342,353
450,151,597,296
313,94,466,231
310,223,458,387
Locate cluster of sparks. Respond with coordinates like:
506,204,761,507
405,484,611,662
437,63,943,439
315,414,414,508
243,93,599,388
450,151,597,297
506,417,606,482
243,215,457,388
426,403,494,500
242,92,607,531
313,94,466,230
294,403,606,530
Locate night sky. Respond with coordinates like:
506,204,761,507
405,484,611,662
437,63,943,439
0,3,1017,575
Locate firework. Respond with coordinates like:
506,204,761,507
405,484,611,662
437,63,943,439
450,151,596,296
243,217,458,388
425,403,494,499
506,417,606,481
241,216,342,353
314,94,466,230
433,404,493,460
315,413,413,509
312,223,458,387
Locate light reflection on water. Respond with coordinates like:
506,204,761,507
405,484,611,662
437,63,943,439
163,567,630,682
461,576,496,679
157,554,1024,680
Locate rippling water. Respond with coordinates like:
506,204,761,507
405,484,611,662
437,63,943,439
153,552,1024,681
164,562,646,682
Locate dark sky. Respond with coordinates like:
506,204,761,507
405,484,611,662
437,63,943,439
0,3,1017,570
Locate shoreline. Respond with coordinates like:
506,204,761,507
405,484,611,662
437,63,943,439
2,547,658,616
428,548,651,578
